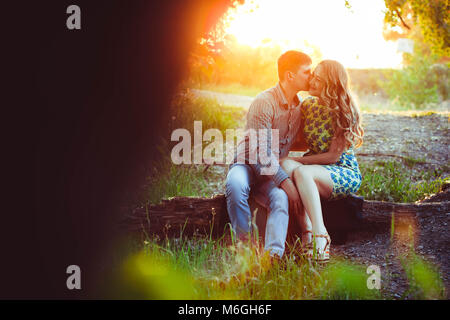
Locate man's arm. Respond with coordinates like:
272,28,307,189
245,98,289,187
243,97,303,217
279,177,302,219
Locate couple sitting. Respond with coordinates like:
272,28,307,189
225,51,364,263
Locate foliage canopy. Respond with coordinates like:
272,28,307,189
383,0,449,57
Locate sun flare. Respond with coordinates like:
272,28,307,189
223,0,403,69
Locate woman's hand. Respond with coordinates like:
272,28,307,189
327,135,346,162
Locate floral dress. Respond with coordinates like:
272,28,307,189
300,97,362,200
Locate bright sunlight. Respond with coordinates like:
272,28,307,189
224,0,404,68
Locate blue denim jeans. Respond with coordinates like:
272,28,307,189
225,164,289,257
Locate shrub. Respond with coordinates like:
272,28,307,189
381,54,440,109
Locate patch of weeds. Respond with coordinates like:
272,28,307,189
403,156,427,168
400,250,446,299
318,258,382,300
138,161,220,205
116,234,384,300
358,160,447,202
136,94,244,206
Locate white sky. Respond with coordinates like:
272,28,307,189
225,0,404,68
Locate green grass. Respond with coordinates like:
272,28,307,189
108,211,448,300
137,93,244,206
170,92,246,133
118,87,449,300
112,235,382,300
358,160,448,202
113,230,447,300
138,162,222,205
109,207,447,300
400,251,446,299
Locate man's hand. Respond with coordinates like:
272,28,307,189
279,178,302,218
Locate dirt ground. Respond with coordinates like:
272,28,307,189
331,186,450,300
333,111,449,299
357,112,448,171
199,90,449,299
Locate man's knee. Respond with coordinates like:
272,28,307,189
225,167,251,199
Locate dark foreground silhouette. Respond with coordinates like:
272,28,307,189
2,0,231,298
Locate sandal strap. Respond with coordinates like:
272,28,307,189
313,233,330,240
312,233,331,246
308,233,332,263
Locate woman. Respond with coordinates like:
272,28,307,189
281,60,364,263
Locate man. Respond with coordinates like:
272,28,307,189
225,50,312,258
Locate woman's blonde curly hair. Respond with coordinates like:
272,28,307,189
316,60,364,149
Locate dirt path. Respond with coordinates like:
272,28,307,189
358,112,448,170
191,89,254,109
197,89,450,299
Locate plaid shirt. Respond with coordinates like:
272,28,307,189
230,83,303,187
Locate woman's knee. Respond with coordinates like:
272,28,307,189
280,158,303,177
293,165,311,182
294,165,334,197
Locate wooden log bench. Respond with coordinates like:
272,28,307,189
121,187,449,244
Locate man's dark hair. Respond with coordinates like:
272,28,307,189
277,50,312,81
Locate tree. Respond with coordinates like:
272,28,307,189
187,0,246,85
378,1,449,105
383,0,449,57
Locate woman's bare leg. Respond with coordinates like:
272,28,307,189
280,158,313,234
280,158,303,178
292,165,334,250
